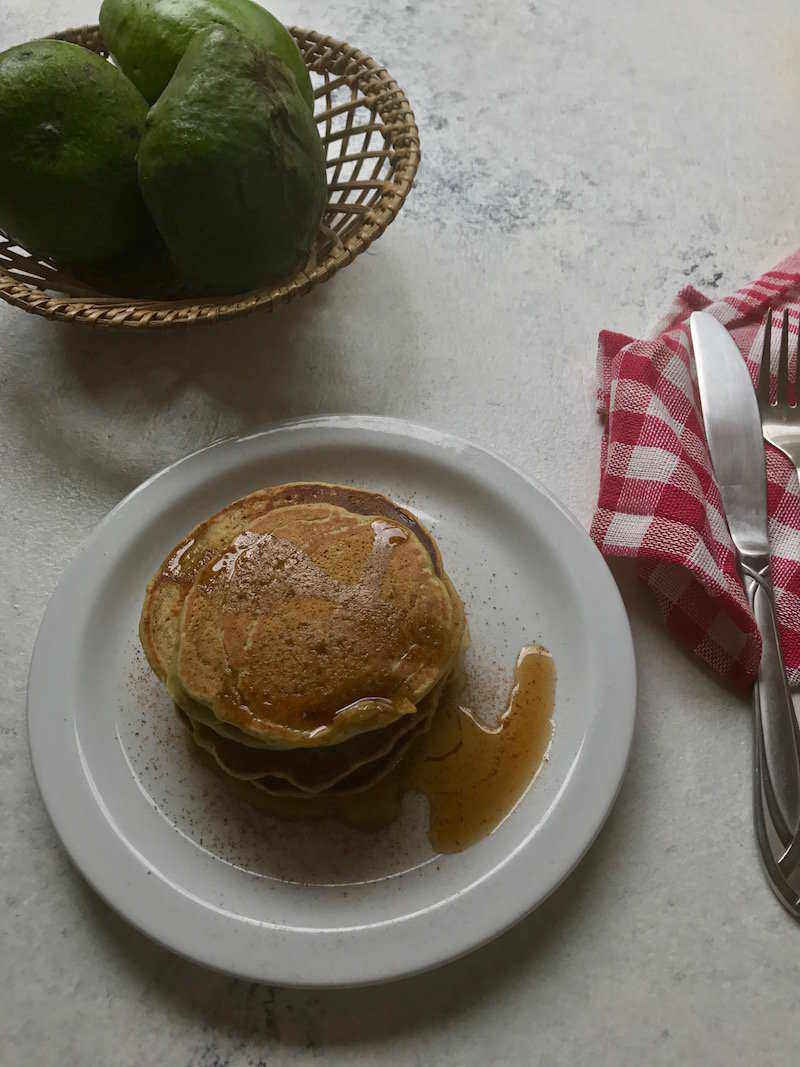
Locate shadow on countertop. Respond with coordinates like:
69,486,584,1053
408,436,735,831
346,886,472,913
3,249,414,504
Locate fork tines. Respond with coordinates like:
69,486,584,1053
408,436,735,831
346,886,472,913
758,307,798,410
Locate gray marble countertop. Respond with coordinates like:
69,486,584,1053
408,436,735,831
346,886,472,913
3,1,800,1064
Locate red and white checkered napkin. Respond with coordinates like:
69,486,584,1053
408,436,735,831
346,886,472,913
592,251,800,689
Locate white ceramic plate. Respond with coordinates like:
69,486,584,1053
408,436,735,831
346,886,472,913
28,416,635,987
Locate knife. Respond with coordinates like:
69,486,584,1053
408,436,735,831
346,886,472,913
690,310,800,914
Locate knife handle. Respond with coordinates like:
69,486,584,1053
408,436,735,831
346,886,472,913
743,562,800,842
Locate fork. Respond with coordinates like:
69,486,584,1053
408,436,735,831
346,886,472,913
754,308,800,891
758,308,800,470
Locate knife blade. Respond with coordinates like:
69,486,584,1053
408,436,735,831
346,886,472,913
690,311,769,561
690,310,800,909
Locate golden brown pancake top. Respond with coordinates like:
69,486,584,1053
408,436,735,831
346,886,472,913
139,483,450,686
171,502,458,744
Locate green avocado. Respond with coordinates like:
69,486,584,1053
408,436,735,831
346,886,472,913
0,39,153,267
99,0,313,109
138,25,327,294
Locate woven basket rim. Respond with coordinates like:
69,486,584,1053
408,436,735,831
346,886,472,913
0,24,420,328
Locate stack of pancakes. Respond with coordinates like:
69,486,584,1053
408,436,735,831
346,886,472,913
139,483,465,799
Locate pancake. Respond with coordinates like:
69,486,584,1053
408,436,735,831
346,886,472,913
140,483,455,686
170,501,462,747
182,693,436,799
138,482,465,801
251,715,433,797
185,700,431,787
179,672,446,795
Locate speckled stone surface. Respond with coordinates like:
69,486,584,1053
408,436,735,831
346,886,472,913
3,1,800,1064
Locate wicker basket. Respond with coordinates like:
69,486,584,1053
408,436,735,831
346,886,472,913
0,24,419,328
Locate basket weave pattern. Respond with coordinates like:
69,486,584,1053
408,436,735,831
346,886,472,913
0,24,420,328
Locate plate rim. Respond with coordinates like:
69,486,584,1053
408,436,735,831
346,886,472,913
27,414,636,987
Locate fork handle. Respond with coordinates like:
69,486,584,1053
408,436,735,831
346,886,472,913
743,561,800,843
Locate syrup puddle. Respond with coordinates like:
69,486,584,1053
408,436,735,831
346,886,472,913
407,643,555,851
